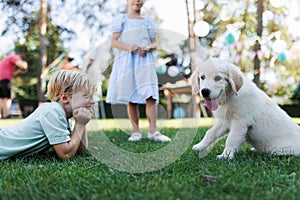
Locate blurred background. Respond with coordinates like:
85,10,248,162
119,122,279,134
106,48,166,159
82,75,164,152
0,0,299,118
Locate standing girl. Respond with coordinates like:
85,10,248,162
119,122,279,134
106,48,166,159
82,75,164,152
106,0,171,142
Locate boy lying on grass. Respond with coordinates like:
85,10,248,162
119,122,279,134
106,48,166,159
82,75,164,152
0,70,96,160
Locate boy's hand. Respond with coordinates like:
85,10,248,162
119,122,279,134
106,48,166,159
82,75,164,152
73,107,93,125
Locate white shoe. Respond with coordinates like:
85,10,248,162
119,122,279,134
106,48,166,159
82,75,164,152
128,132,142,141
147,131,171,142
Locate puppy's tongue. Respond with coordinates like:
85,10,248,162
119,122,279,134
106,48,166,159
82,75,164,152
204,98,219,111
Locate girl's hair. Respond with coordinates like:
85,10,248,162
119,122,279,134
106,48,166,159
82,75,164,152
47,70,96,102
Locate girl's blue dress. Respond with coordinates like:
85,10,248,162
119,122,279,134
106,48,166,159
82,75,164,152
106,14,159,105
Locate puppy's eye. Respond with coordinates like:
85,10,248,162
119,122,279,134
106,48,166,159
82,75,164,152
200,75,205,80
214,75,222,81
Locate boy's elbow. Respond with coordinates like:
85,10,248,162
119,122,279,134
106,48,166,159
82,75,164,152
57,152,74,160
54,143,76,160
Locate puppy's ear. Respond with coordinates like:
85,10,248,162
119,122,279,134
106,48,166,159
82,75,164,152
190,70,200,94
228,67,244,95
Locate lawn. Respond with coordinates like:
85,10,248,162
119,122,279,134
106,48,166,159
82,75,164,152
0,118,300,199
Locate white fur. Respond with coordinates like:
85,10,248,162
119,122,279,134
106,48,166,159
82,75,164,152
191,58,300,159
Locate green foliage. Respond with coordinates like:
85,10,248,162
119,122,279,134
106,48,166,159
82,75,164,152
1,0,115,102
12,11,64,101
1,0,299,103
291,83,300,104
199,0,300,101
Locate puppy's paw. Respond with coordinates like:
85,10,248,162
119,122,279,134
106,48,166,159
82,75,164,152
216,154,225,159
216,151,234,160
192,143,205,151
193,142,214,158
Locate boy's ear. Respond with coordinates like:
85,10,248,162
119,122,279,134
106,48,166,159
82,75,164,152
59,92,71,104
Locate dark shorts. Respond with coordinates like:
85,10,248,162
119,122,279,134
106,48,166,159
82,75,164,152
0,79,12,98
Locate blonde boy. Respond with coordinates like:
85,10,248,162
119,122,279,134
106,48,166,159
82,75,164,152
0,70,96,160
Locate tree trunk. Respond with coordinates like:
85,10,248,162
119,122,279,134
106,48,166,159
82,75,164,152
253,0,263,87
37,0,47,103
185,0,201,119
185,0,197,53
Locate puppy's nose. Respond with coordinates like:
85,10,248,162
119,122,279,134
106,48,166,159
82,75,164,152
201,88,211,98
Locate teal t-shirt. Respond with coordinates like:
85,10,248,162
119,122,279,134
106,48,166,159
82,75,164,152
0,102,71,160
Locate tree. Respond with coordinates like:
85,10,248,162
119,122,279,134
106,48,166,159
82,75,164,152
38,0,47,102
195,0,300,103
13,8,65,104
253,0,263,87
0,0,114,102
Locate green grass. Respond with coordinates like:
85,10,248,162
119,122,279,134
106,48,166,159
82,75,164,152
1,118,300,199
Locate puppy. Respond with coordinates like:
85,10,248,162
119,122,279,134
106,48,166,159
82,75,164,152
191,57,300,159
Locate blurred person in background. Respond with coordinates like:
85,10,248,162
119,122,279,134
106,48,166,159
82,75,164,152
0,54,28,119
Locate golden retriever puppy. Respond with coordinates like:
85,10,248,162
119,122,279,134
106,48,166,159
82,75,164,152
191,57,300,159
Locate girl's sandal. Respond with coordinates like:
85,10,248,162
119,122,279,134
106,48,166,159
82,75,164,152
128,132,142,141
147,131,171,142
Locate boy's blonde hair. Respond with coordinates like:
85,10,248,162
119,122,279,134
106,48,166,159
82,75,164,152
47,70,96,102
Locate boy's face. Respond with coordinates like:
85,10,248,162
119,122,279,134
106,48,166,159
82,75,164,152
71,91,95,113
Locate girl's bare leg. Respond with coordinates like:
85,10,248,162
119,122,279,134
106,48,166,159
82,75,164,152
146,97,171,142
127,102,140,133
146,97,157,134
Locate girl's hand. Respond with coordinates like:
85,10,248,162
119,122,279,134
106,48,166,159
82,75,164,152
73,107,93,125
127,44,140,53
139,46,151,56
